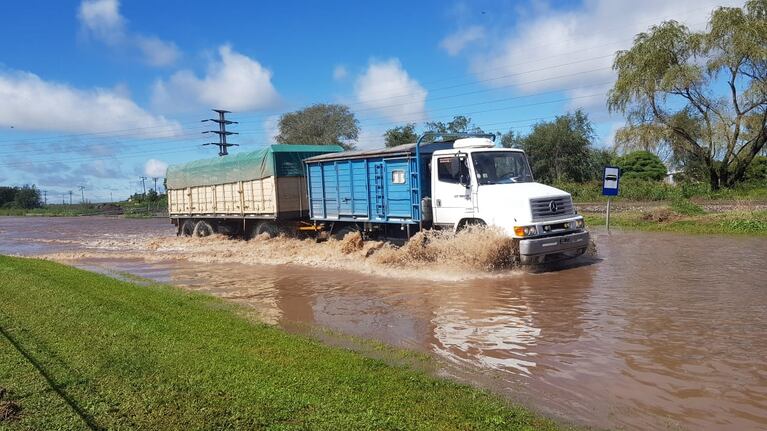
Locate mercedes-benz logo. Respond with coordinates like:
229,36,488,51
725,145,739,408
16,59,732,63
549,200,558,213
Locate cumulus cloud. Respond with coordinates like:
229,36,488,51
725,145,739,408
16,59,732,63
354,59,427,123
135,36,181,67
151,45,280,113
468,0,741,110
440,25,485,56
144,159,168,177
333,65,348,81
78,0,180,67
78,0,124,42
0,69,181,137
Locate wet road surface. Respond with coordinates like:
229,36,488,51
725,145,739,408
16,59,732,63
1,216,766,430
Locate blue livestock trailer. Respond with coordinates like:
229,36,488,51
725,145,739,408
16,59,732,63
304,141,458,239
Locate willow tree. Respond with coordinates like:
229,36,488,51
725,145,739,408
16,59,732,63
608,0,767,189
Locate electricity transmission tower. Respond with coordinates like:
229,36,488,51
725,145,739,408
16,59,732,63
78,186,86,204
42,190,47,206
68,191,73,205
152,177,159,193
202,109,238,156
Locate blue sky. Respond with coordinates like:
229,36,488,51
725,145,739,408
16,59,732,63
0,0,736,201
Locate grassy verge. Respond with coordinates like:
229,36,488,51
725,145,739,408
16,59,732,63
584,209,767,235
558,180,767,203
0,206,104,217
0,256,562,431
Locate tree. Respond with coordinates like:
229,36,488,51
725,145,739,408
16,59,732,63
617,151,668,181
515,110,595,183
275,104,359,150
608,0,767,189
383,123,417,147
422,116,485,142
498,130,523,149
0,185,41,209
745,155,767,182
588,148,617,181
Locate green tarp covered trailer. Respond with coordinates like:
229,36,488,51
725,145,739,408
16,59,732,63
166,144,343,220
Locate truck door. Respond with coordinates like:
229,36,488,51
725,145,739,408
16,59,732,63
432,155,473,227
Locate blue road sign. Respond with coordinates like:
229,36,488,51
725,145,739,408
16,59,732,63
602,166,620,196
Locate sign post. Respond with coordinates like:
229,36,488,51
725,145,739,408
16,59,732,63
602,166,620,233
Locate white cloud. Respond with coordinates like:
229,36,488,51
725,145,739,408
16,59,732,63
78,0,180,67
354,59,427,123
152,45,280,113
144,159,168,177
469,0,741,110
135,36,181,67
0,69,181,137
333,65,348,81
78,0,124,42
440,25,485,56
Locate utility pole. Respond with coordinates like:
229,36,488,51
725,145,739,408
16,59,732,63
139,176,147,198
202,109,238,156
68,191,73,205
78,186,86,204
110,192,113,203
152,177,158,193
43,190,47,206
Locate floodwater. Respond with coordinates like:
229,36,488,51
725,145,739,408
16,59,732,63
1,217,766,431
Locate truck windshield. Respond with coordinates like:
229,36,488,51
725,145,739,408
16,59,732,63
471,151,533,185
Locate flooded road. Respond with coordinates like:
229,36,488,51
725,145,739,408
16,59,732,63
1,216,766,430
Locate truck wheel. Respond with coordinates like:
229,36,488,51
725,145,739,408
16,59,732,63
193,220,214,237
251,221,281,239
180,219,195,237
333,225,359,241
457,218,486,232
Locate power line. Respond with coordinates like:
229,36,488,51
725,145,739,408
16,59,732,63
0,4,715,147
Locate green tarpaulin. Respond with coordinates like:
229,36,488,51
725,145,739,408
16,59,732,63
166,144,343,189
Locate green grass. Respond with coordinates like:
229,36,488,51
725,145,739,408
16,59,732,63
557,180,767,203
584,210,767,235
0,256,562,431
0,205,103,217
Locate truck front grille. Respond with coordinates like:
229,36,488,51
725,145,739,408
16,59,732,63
530,196,574,221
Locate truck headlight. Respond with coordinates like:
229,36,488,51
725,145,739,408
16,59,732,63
513,226,537,237
575,219,584,229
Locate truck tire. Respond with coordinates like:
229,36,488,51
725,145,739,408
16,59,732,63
456,218,486,232
193,220,214,237
249,221,281,239
333,225,359,241
180,219,196,237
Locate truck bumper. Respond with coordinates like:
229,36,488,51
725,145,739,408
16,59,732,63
519,230,590,264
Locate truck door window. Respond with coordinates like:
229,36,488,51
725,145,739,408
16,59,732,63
437,157,468,183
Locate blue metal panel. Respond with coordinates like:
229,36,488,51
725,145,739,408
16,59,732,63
384,159,411,218
305,155,420,224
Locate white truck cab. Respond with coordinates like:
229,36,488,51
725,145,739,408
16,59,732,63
429,137,590,264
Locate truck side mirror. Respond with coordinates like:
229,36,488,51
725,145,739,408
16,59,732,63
459,173,470,188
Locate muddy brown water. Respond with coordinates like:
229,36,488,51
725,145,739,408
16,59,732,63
1,216,766,430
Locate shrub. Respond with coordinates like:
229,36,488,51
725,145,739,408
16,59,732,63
617,151,667,181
